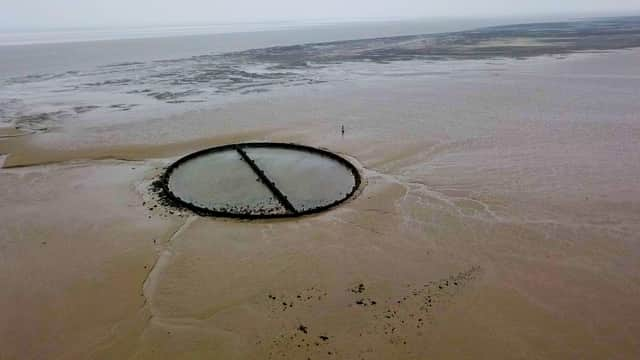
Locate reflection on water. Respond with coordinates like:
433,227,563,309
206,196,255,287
168,149,287,215
245,147,356,212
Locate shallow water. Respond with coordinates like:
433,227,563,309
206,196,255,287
244,147,357,212
167,149,286,215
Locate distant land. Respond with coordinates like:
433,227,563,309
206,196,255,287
233,16,640,65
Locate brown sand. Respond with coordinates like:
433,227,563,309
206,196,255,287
1,50,639,359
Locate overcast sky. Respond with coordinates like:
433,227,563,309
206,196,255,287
1,0,639,30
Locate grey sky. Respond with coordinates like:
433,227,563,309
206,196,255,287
2,0,639,29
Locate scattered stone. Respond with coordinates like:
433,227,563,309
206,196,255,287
351,283,366,294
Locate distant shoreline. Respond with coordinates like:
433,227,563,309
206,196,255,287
0,14,627,47
230,16,640,65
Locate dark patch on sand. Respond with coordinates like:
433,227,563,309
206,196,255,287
260,267,481,359
13,111,71,132
266,287,328,313
148,89,204,102
84,79,133,87
108,104,139,111
72,105,101,114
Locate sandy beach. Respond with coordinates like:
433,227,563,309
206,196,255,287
1,22,640,359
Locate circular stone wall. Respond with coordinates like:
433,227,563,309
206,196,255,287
161,143,362,219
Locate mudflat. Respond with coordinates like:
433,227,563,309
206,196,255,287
1,19,640,360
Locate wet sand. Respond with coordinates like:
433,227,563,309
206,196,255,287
2,39,640,360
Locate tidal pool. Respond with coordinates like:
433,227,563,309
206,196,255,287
165,143,361,218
